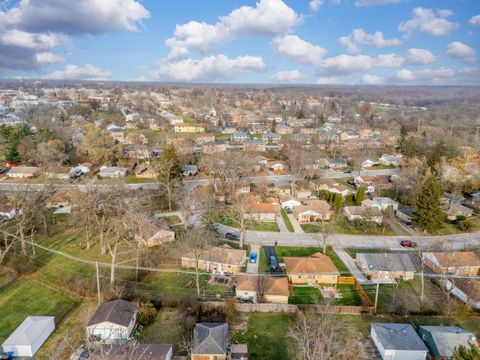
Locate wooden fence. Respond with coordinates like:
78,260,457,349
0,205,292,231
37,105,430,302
235,303,375,315
337,275,374,309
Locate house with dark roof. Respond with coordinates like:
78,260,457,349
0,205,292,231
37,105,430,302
89,343,173,360
370,323,428,360
356,253,417,281
418,326,477,360
191,323,228,360
86,300,138,342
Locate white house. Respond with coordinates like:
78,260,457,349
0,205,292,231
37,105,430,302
280,195,301,211
98,166,128,178
86,300,138,342
362,159,378,168
2,316,55,357
371,323,428,360
379,154,402,167
373,197,399,212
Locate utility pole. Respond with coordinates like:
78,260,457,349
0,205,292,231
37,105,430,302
95,261,101,304
374,271,380,314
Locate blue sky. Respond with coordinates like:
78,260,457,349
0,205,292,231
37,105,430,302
1,0,479,84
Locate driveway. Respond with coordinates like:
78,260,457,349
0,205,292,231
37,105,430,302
263,246,283,275
246,245,260,274
275,211,289,233
333,247,372,284
287,213,304,233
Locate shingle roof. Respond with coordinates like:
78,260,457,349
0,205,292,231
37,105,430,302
236,275,289,296
284,252,339,275
419,326,476,357
183,246,246,267
371,323,428,351
356,253,417,272
429,252,480,268
2,316,54,347
87,299,137,327
90,344,172,360
192,323,228,355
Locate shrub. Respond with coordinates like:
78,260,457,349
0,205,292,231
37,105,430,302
138,302,158,326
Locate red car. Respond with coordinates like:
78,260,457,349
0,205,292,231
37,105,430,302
400,240,417,248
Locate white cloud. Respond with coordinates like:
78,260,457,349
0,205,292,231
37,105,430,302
309,0,323,12
469,15,480,27
404,48,437,65
362,74,385,84
316,54,373,75
45,64,111,80
0,29,65,49
316,76,347,84
35,52,64,63
375,53,404,67
272,35,327,66
399,7,458,36
355,0,401,7
151,55,267,82
445,41,476,62
166,0,301,57
271,70,306,83
389,66,478,85
339,28,402,54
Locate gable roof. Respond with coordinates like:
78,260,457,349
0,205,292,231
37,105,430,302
183,246,246,266
192,323,228,355
293,200,331,217
356,253,417,272
87,299,137,328
419,326,476,357
428,252,480,268
90,344,172,360
2,316,54,347
284,252,339,275
371,323,427,351
236,275,289,296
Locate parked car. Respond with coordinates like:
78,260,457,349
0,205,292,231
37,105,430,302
225,232,239,241
344,168,353,174
284,206,293,214
400,240,417,247
249,253,257,263
269,256,279,270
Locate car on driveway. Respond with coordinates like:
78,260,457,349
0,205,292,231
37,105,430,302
249,253,257,263
400,240,417,247
269,256,279,270
225,232,239,241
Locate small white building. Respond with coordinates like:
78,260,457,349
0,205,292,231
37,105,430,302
98,166,128,178
86,300,138,342
373,197,399,212
371,323,428,360
2,316,55,357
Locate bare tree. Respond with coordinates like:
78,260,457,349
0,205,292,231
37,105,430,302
317,214,336,255
222,194,256,249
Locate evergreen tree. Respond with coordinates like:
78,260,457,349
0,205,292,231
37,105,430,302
413,176,444,233
355,186,366,206
397,124,408,153
159,145,183,180
334,193,343,213
452,342,480,360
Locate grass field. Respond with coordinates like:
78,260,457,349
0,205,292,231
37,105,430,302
301,218,396,236
335,285,362,306
289,286,323,304
217,213,280,232
231,313,296,360
140,307,186,350
125,174,157,184
280,208,294,232
215,133,231,141
0,278,77,343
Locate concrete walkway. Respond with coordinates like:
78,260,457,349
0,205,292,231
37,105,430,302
333,247,372,284
275,211,289,233
246,245,260,274
287,213,304,233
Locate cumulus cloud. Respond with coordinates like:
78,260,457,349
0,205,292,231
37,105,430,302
271,70,306,83
309,0,323,12
389,66,480,85
316,76,346,84
166,0,301,58
355,0,401,7
470,15,480,27
0,0,149,72
362,74,385,84
272,35,327,66
151,55,267,82
35,52,64,63
45,64,111,80
339,28,401,54
399,7,458,36
404,48,437,65
445,41,476,63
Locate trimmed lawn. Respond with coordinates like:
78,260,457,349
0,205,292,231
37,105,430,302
215,133,231,141
258,247,269,273
249,221,280,232
231,313,296,360
335,285,362,306
288,286,323,304
280,208,294,232
125,174,157,184
301,218,396,236
0,278,77,343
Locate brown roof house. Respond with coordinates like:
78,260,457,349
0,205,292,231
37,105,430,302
135,164,157,179
293,200,332,224
422,252,480,277
191,323,228,360
181,245,246,274
134,220,175,248
343,200,383,224
284,252,340,285
235,274,290,303
86,299,138,342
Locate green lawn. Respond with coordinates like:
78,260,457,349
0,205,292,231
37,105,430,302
215,133,231,141
335,285,362,306
140,307,186,350
301,218,396,236
249,221,280,232
280,208,294,232
125,174,157,184
258,247,270,273
289,286,323,304
0,278,77,343
231,313,296,360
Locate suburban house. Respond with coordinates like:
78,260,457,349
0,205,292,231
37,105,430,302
379,153,402,166
268,161,287,173
275,124,292,134
174,123,205,133
230,344,249,360
86,300,138,342
202,141,227,154
343,201,383,224
135,164,157,179
284,252,340,285
362,159,378,168
1,316,55,357
244,139,266,152
181,246,247,274
230,131,249,143
422,252,480,277
89,344,173,360
370,323,428,360
373,197,399,212
396,207,414,224
244,202,276,222
195,133,215,145
356,253,416,281
223,124,237,134
191,323,228,360
70,162,93,176
279,195,301,211
293,200,332,223
418,326,477,360
235,274,290,303
292,187,312,199
328,158,348,169
6,166,40,178
0,204,20,220
98,166,128,178
262,131,281,144
444,202,474,220
311,179,350,197
134,222,175,247
183,164,198,176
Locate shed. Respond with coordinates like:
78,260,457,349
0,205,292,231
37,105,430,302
371,323,428,360
418,326,476,359
2,316,55,357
